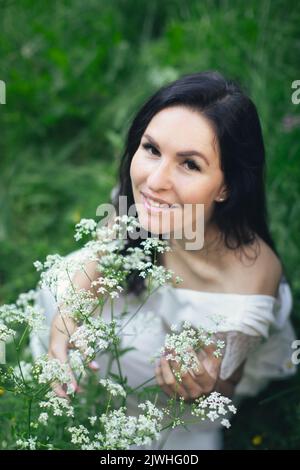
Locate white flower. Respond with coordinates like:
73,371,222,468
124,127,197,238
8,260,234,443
221,418,231,429
140,238,171,255
70,317,116,359
34,253,91,294
0,323,15,342
91,273,123,299
39,391,74,417
207,410,219,421
138,400,164,420
93,214,141,249
60,287,98,323
33,260,43,271
139,263,174,288
74,218,98,241
122,247,150,271
175,276,183,285
170,323,179,332
38,412,49,425
16,436,37,450
68,403,165,450
191,391,235,426
32,356,73,389
23,305,46,331
0,290,46,333
228,404,237,414
88,416,98,426
68,425,90,445
94,404,164,450
69,349,86,377
154,321,226,378
99,379,126,397
0,304,19,325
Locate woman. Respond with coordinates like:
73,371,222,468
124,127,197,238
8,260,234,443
32,71,297,450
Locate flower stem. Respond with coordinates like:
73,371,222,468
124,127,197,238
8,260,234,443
27,397,33,438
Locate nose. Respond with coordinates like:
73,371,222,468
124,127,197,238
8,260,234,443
146,160,173,192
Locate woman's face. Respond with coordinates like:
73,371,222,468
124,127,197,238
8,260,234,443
130,105,227,242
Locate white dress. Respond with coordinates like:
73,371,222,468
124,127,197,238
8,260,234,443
30,248,297,450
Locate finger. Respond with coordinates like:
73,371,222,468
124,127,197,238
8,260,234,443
167,350,205,397
155,363,174,398
179,370,204,399
200,344,222,379
202,342,223,363
168,347,204,379
88,360,100,371
48,346,78,395
169,347,216,395
164,350,201,399
48,349,69,398
156,363,188,400
52,382,68,399
68,338,98,372
160,357,189,399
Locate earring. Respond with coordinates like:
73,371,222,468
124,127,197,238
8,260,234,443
218,197,225,202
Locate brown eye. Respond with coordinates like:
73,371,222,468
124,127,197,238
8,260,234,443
142,143,160,156
183,159,201,172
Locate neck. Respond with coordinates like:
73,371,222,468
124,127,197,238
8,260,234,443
169,221,225,260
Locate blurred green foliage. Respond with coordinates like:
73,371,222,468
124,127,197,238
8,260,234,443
0,0,299,449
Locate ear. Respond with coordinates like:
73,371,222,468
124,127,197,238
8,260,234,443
215,184,229,203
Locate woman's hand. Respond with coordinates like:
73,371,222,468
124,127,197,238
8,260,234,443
48,311,99,398
155,344,222,402
48,259,101,398
48,311,78,398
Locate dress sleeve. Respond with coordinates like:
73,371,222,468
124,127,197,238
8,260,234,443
219,331,263,381
218,281,297,383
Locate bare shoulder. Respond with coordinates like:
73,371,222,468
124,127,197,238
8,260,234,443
227,236,283,297
72,259,99,293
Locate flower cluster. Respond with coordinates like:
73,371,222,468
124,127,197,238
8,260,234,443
0,323,15,342
32,356,73,393
155,320,225,378
60,287,99,323
16,437,38,450
39,391,74,418
69,317,117,360
91,274,124,299
74,218,98,241
0,290,45,333
68,425,91,447
68,349,86,377
140,238,171,255
0,213,239,451
33,252,94,296
68,401,164,450
191,391,237,428
99,378,126,398
138,263,175,288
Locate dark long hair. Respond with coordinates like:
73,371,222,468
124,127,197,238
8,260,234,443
111,71,280,296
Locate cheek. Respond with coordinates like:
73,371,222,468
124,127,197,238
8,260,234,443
178,177,219,205
130,152,148,187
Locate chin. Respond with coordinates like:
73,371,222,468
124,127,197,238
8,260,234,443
137,213,183,240
137,214,165,236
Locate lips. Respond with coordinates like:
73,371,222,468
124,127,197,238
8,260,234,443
142,194,171,213
140,192,179,213
141,191,172,206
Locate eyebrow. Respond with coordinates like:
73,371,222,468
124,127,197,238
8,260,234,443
143,133,210,166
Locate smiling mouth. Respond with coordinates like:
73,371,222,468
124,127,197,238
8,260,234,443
141,193,179,212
